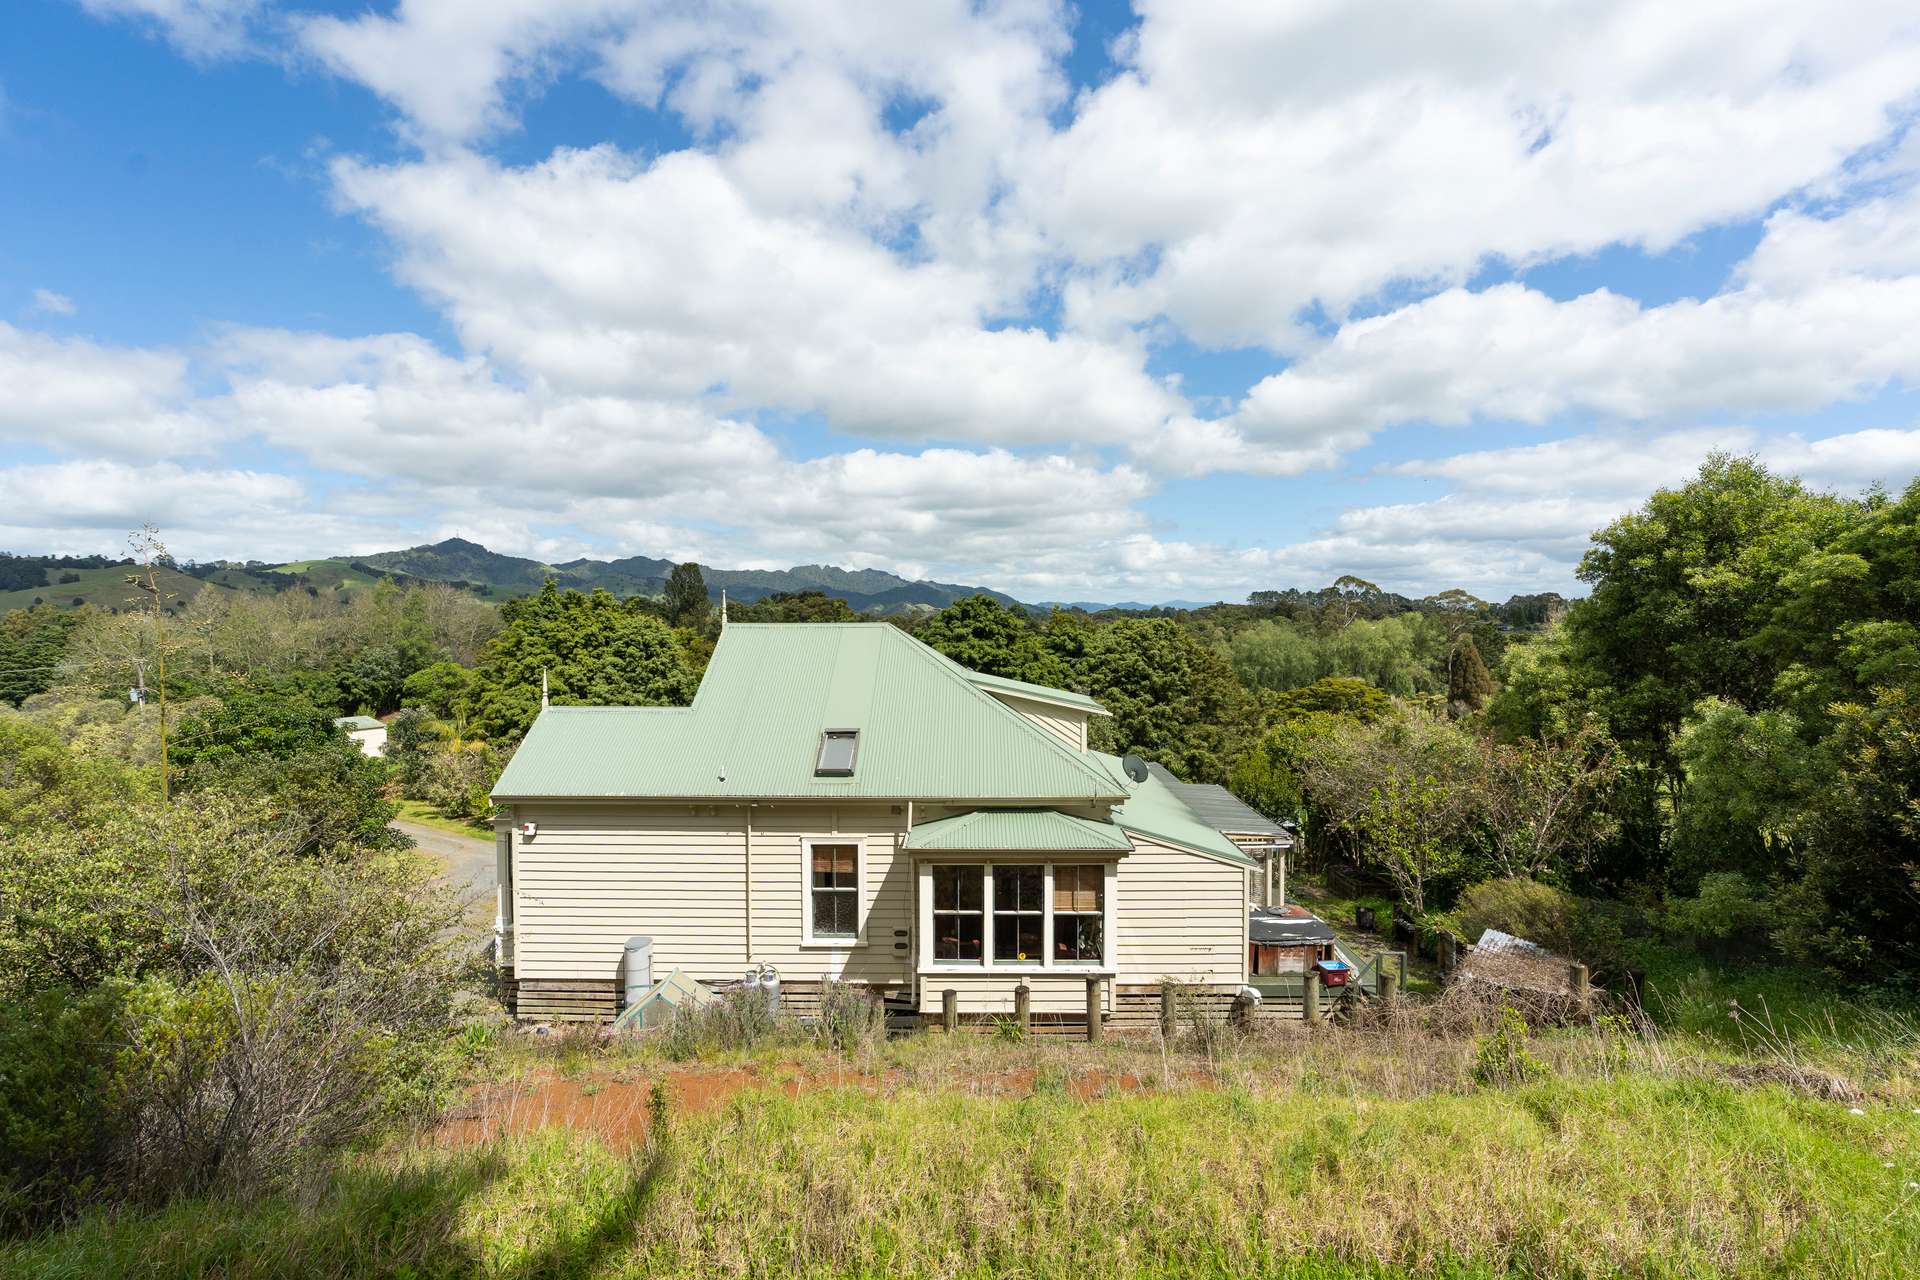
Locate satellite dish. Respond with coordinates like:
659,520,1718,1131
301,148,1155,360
1122,753,1150,784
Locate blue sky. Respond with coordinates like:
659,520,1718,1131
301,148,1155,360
5,0,1919,602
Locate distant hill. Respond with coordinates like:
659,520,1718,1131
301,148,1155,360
347,538,1022,613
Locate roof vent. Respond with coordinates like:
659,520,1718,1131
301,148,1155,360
815,728,858,777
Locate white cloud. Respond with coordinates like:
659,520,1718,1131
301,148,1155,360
330,146,1182,448
1034,0,1920,349
30,289,76,316
0,323,217,456
79,0,262,61
1177,182,1920,474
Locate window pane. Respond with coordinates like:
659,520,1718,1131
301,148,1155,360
934,865,981,911
933,912,983,961
812,845,855,887
993,911,1042,962
1054,865,1102,914
1056,914,1102,962
994,865,1041,911
813,888,856,938
815,730,857,775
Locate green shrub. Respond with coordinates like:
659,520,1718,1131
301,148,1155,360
1454,876,1633,972
0,985,130,1232
813,981,885,1054
1665,872,1771,942
1471,1005,1550,1087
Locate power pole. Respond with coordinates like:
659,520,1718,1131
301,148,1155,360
128,525,175,806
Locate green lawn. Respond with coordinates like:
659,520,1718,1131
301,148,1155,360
394,798,494,840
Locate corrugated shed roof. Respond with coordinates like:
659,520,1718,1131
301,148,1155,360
492,624,1126,802
1144,762,1288,840
1250,904,1336,944
959,669,1111,716
1094,752,1257,867
904,808,1134,852
333,715,384,731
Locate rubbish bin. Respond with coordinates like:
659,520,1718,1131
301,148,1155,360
1314,959,1351,987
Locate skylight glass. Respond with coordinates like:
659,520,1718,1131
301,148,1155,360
815,729,858,776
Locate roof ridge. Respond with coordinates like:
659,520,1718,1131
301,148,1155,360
881,626,1125,798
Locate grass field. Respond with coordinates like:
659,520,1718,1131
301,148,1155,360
7,986,1917,1279
0,564,216,615
395,797,495,840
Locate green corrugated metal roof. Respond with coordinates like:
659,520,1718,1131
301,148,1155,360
333,715,384,731
904,808,1134,853
1095,752,1257,867
493,624,1126,802
959,669,1110,716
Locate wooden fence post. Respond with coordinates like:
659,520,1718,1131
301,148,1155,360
1438,932,1458,972
1160,983,1178,1040
1085,977,1102,1043
1568,962,1590,1006
1230,990,1254,1029
942,988,958,1033
1378,966,1399,1006
1015,984,1031,1036
1303,972,1321,1025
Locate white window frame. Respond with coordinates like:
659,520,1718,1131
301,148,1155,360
916,860,1116,974
800,836,867,948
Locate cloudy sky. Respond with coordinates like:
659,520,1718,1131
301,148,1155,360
5,1,1920,602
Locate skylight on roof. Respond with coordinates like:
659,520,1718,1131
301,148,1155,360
815,729,858,776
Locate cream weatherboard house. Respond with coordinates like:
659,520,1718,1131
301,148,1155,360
489,622,1259,1027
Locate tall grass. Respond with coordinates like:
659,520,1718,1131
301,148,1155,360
8,1070,1916,1279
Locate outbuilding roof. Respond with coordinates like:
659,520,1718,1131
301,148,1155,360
492,624,1127,803
1250,904,1336,944
904,808,1134,853
1144,762,1290,842
333,715,384,732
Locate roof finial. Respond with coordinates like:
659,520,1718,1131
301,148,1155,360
541,667,549,710
720,589,728,627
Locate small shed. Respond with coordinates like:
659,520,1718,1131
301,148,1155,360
1249,903,1337,975
333,714,388,758
1454,929,1596,1008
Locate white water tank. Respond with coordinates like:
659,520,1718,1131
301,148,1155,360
622,936,653,1010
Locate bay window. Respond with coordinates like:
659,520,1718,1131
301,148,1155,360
922,862,1111,968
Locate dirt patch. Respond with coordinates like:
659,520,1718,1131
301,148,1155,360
433,1063,1193,1148
433,1066,880,1149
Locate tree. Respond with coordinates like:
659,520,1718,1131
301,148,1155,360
1302,710,1480,915
1476,724,1622,881
462,584,698,739
664,563,710,628
1448,635,1496,711
172,686,405,856
1268,676,1393,723
916,595,1061,683
0,605,88,706
1076,618,1258,784
729,591,860,623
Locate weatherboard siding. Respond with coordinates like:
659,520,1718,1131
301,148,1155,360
1113,835,1249,986
986,692,1089,751
509,802,913,985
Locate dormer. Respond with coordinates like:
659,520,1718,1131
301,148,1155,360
961,671,1110,752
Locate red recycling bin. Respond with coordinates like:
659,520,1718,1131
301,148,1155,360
1315,960,1352,987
